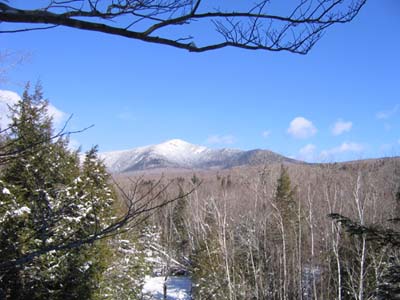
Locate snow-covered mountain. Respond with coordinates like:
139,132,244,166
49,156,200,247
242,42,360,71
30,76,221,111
99,139,299,173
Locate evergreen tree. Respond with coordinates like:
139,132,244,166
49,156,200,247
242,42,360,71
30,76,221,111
96,228,152,300
0,83,67,299
0,84,116,299
56,146,114,299
275,165,297,227
273,165,302,299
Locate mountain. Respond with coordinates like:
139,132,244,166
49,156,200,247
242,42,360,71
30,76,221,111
99,139,300,173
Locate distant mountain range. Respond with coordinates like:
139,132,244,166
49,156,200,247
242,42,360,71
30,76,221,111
99,139,299,173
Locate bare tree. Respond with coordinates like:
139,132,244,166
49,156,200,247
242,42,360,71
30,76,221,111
325,181,344,300
1,0,365,54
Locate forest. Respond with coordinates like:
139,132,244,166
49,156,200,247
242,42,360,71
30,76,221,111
1,86,400,300
133,159,400,300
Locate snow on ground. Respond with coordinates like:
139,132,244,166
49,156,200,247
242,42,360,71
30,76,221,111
142,276,192,300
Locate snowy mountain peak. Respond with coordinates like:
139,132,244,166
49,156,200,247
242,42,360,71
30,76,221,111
159,139,191,147
99,139,299,173
153,139,207,157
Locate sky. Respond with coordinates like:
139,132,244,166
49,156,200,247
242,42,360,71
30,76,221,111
0,0,399,162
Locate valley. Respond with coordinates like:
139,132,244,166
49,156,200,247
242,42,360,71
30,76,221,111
110,143,400,300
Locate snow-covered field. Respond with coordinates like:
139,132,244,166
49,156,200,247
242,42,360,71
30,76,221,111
142,276,192,300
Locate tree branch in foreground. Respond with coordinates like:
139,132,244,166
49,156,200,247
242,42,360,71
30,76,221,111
0,0,366,54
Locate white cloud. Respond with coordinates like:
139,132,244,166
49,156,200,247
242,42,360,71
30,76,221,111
376,104,399,120
48,104,66,125
0,89,66,129
206,134,236,145
287,117,317,139
320,142,364,159
0,90,20,104
0,90,20,129
332,119,352,136
262,130,271,138
298,144,316,161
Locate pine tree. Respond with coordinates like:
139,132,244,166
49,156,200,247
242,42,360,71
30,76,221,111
56,147,115,299
275,165,297,227
0,83,64,299
273,165,302,299
0,84,116,299
96,228,152,300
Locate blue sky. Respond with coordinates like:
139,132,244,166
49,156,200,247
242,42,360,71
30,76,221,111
1,0,399,162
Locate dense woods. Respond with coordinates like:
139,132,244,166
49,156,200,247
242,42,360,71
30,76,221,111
1,85,400,299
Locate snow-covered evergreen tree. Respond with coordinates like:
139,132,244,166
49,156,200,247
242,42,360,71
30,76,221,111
96,227,154,300
0,84,117,299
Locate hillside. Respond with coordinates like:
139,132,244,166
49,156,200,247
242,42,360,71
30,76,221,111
99,139,300,173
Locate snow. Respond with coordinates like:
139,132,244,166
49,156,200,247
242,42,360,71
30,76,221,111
80,261,92,272
142,276,192,300
13,206,31,216
99,139,207,172
2,187,11,195
152,139,208,162
141,238,192,299
99,139,242,173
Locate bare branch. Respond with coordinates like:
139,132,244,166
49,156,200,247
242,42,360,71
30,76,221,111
0,115,94,165
0,0,367,54
0,25,59,33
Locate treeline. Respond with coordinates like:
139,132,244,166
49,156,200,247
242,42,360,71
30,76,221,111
146,158,400,300
0,85,154,299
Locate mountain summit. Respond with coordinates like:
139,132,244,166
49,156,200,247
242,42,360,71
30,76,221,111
99,139,298,173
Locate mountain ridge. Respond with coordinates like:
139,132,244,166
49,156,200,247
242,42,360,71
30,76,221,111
99,139,300,173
